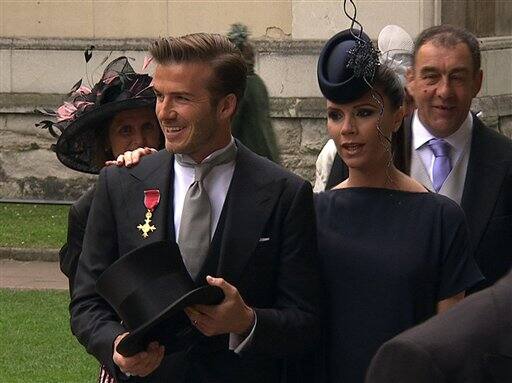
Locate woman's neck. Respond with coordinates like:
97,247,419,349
341,164,401,190
338,164,427,193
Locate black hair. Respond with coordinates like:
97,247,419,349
374,64,405,110
413,25,481,73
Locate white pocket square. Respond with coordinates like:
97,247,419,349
259,237,270,242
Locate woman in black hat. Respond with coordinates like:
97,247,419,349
46,57,164,291
41,56,164,383
314,15,483,383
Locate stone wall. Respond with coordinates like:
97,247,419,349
1,37,511,201
1,93,511,202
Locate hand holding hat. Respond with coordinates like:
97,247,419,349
184,275,255,337
113,335,164,378
95,241,224,358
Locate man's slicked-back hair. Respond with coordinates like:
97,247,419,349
413,25,481,73
149,33,247,104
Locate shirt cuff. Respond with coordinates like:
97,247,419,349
229,311,257,354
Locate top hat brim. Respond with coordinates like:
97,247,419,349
55,95,156,174
116,284,224,357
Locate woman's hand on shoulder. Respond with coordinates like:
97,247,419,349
105,147,157,168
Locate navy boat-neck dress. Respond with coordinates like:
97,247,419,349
315,187,483,383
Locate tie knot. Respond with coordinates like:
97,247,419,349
175,142,238,182
193,162,214,182
427,138,451,158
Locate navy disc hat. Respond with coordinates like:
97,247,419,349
317,29,379,104
96,241,224,357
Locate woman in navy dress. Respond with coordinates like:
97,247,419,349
315,26,483,383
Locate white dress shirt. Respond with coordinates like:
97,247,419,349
173,140,236,241
172,137,255,353
412,110,473,194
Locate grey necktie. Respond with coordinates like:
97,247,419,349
175,143,237,279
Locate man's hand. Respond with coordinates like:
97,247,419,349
113,332,165,378
184,275,255,337
105,147,157,168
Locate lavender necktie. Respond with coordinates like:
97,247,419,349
427,138,452,192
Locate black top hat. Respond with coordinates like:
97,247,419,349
96,241,224,357
39,57,157,174
317,29,380,104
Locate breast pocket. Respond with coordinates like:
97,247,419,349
243,239,277,304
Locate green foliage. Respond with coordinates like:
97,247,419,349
0,204,68,248
0,289,97,382
227,23,250,49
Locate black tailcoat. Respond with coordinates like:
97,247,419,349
70,142,323,382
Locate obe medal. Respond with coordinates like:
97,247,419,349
137,189,160,239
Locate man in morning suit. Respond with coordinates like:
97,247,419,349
323,25,512,292
70,33,322,382
365,270,512,383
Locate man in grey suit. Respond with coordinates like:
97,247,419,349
322,25,512,292
365,270,512,383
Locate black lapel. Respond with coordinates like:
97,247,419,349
461,117,509,249
216,143,284,284
125,150,175,243
326,154,348,190
394,114,412,174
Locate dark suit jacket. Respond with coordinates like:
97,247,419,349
328,114,512,292
365,270,512,383
59,186,95,293
70,143,323,383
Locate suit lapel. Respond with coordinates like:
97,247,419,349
126,150,175,243
461,118,508,250
395,115,412,174
216,144,283,284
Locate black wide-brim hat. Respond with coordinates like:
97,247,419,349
317,29,377,104
96,241,224,357
52,57,158,174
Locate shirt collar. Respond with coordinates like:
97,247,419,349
412,110,473,151
176,136,236,166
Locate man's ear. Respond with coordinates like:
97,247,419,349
472,69,483,98
217,93,237,121
405,67,414,95
392,105,405,133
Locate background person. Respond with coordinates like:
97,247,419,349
41,56,164,383
70,33,322,382
227,23,280,163
45,56,163,292
315,18,482,383
399,24,512,292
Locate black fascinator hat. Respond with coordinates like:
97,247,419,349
96,241,224,357
317,0,380,104
37,56,157,174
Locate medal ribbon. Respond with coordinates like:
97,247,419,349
144,190,160,212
